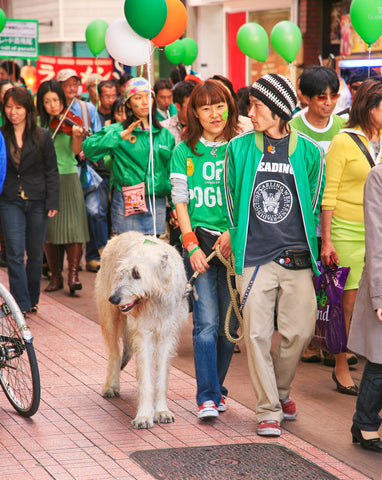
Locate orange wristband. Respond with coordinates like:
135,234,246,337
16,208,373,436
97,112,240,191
182,231,199,249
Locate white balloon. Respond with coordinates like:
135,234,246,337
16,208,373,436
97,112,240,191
105,18,151,67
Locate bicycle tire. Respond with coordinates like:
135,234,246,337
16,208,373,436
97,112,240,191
0,284,40,417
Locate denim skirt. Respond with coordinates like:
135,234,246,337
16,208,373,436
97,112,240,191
111,188,166,235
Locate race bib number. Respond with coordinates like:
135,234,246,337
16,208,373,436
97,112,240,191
121,182,148,217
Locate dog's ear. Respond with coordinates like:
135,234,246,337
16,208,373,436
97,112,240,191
157,253,172,289
160,253,169,268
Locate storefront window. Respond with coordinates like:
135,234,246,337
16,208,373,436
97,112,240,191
248,9,301,83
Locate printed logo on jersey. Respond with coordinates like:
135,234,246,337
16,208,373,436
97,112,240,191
186,158,194,176
254,180,292,224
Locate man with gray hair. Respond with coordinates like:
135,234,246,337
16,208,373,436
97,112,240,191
224,74,325,437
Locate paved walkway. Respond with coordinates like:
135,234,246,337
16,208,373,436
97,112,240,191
0,270,375,480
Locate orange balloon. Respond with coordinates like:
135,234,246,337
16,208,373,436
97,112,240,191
152,0,187,47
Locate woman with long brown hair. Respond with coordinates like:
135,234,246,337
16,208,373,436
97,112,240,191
0,87,59,313
170,79,239,419
321,77,382,395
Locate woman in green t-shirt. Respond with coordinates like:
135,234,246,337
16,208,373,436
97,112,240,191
170,80,239,420
36,79,89,295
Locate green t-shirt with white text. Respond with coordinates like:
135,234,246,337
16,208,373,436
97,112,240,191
171,139,228,232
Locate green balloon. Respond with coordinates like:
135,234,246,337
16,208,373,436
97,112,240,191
124,0,167,40
86,19,108,56
271,21,302,63
0,9,6,35
236,23,268,62
181,38,198,66
165,40,185,65
350,0,382,46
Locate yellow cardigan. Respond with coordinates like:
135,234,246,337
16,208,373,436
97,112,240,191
322,128,378,224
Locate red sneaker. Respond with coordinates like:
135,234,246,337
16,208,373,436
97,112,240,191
257,420,281,437
198,400,218,419
280,397,297,420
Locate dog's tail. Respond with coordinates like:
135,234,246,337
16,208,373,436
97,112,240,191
121,322,133,370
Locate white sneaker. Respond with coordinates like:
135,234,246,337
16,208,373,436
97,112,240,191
217,396,227,412
198,400,219,419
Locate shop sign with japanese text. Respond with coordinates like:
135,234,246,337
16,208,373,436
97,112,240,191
0,19,39,60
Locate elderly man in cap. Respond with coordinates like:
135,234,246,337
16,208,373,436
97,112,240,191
57,68,101,133
224,74,325,437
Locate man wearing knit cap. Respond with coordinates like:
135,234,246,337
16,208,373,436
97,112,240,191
224,73,325,437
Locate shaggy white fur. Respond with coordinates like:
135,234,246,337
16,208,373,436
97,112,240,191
96,231,188,429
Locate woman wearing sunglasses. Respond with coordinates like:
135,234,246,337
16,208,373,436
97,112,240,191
321,77,382,395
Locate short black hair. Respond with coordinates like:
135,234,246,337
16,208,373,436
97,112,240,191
118,73,132,88
169,64,186,86
237,86,250,117
98,79,117,96
211,75,237,101
299,66,339,98
348,67,379,86
171,81,195,105
0,60,20,81
154,78,172,94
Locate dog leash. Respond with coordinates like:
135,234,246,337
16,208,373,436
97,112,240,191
184,245,245,344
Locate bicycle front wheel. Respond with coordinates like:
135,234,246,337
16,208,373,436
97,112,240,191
0,284,40,417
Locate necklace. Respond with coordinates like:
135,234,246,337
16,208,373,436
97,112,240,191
200,137,227,158
264,134,289,155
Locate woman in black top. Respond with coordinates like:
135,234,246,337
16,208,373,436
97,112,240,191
0,87,59,314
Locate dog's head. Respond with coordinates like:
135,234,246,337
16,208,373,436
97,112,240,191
108,242,175,314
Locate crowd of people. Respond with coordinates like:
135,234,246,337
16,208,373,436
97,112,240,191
0,57,381,452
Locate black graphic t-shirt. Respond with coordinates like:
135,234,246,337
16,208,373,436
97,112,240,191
244,135,308,267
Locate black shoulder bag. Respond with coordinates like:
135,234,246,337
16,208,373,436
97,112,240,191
346,132,375,168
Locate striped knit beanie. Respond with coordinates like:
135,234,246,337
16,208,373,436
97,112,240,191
250,74,297,121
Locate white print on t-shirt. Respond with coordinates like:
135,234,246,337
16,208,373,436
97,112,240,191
202,160,224,181
254,180,292,224
190,186,223,208
257,161,294,174
188,159,224,208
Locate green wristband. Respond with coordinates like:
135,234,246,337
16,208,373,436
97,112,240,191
188,246,201,258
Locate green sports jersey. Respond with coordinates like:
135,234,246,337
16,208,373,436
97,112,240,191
290,113,346,153
171,139,228,232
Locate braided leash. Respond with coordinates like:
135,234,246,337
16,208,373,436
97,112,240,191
184,245,244,344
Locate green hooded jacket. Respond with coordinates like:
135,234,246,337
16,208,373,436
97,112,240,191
224,127,325,276
83,122,175,197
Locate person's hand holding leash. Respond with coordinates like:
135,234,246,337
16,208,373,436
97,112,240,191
214,230,231,258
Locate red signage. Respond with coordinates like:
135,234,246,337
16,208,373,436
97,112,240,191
35,55,114,92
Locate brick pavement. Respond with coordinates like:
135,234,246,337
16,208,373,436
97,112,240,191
0,272,374,480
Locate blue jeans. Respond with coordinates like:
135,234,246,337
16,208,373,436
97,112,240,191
111,188,166,235
85,178,109,262
184,251,238,407
0,198,48,311
353,361,382,431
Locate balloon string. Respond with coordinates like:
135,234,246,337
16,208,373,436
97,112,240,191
286,63,291,75
368,45,371,77
95,56,99,132
146,48,156,237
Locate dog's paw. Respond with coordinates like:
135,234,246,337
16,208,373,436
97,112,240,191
131,416,154,429
101,385,120,398
154,410,175,424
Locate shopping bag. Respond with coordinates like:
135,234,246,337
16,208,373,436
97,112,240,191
77,161,103,196
311,262,350,354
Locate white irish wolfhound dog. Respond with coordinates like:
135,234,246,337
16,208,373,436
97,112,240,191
95,231,188,429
